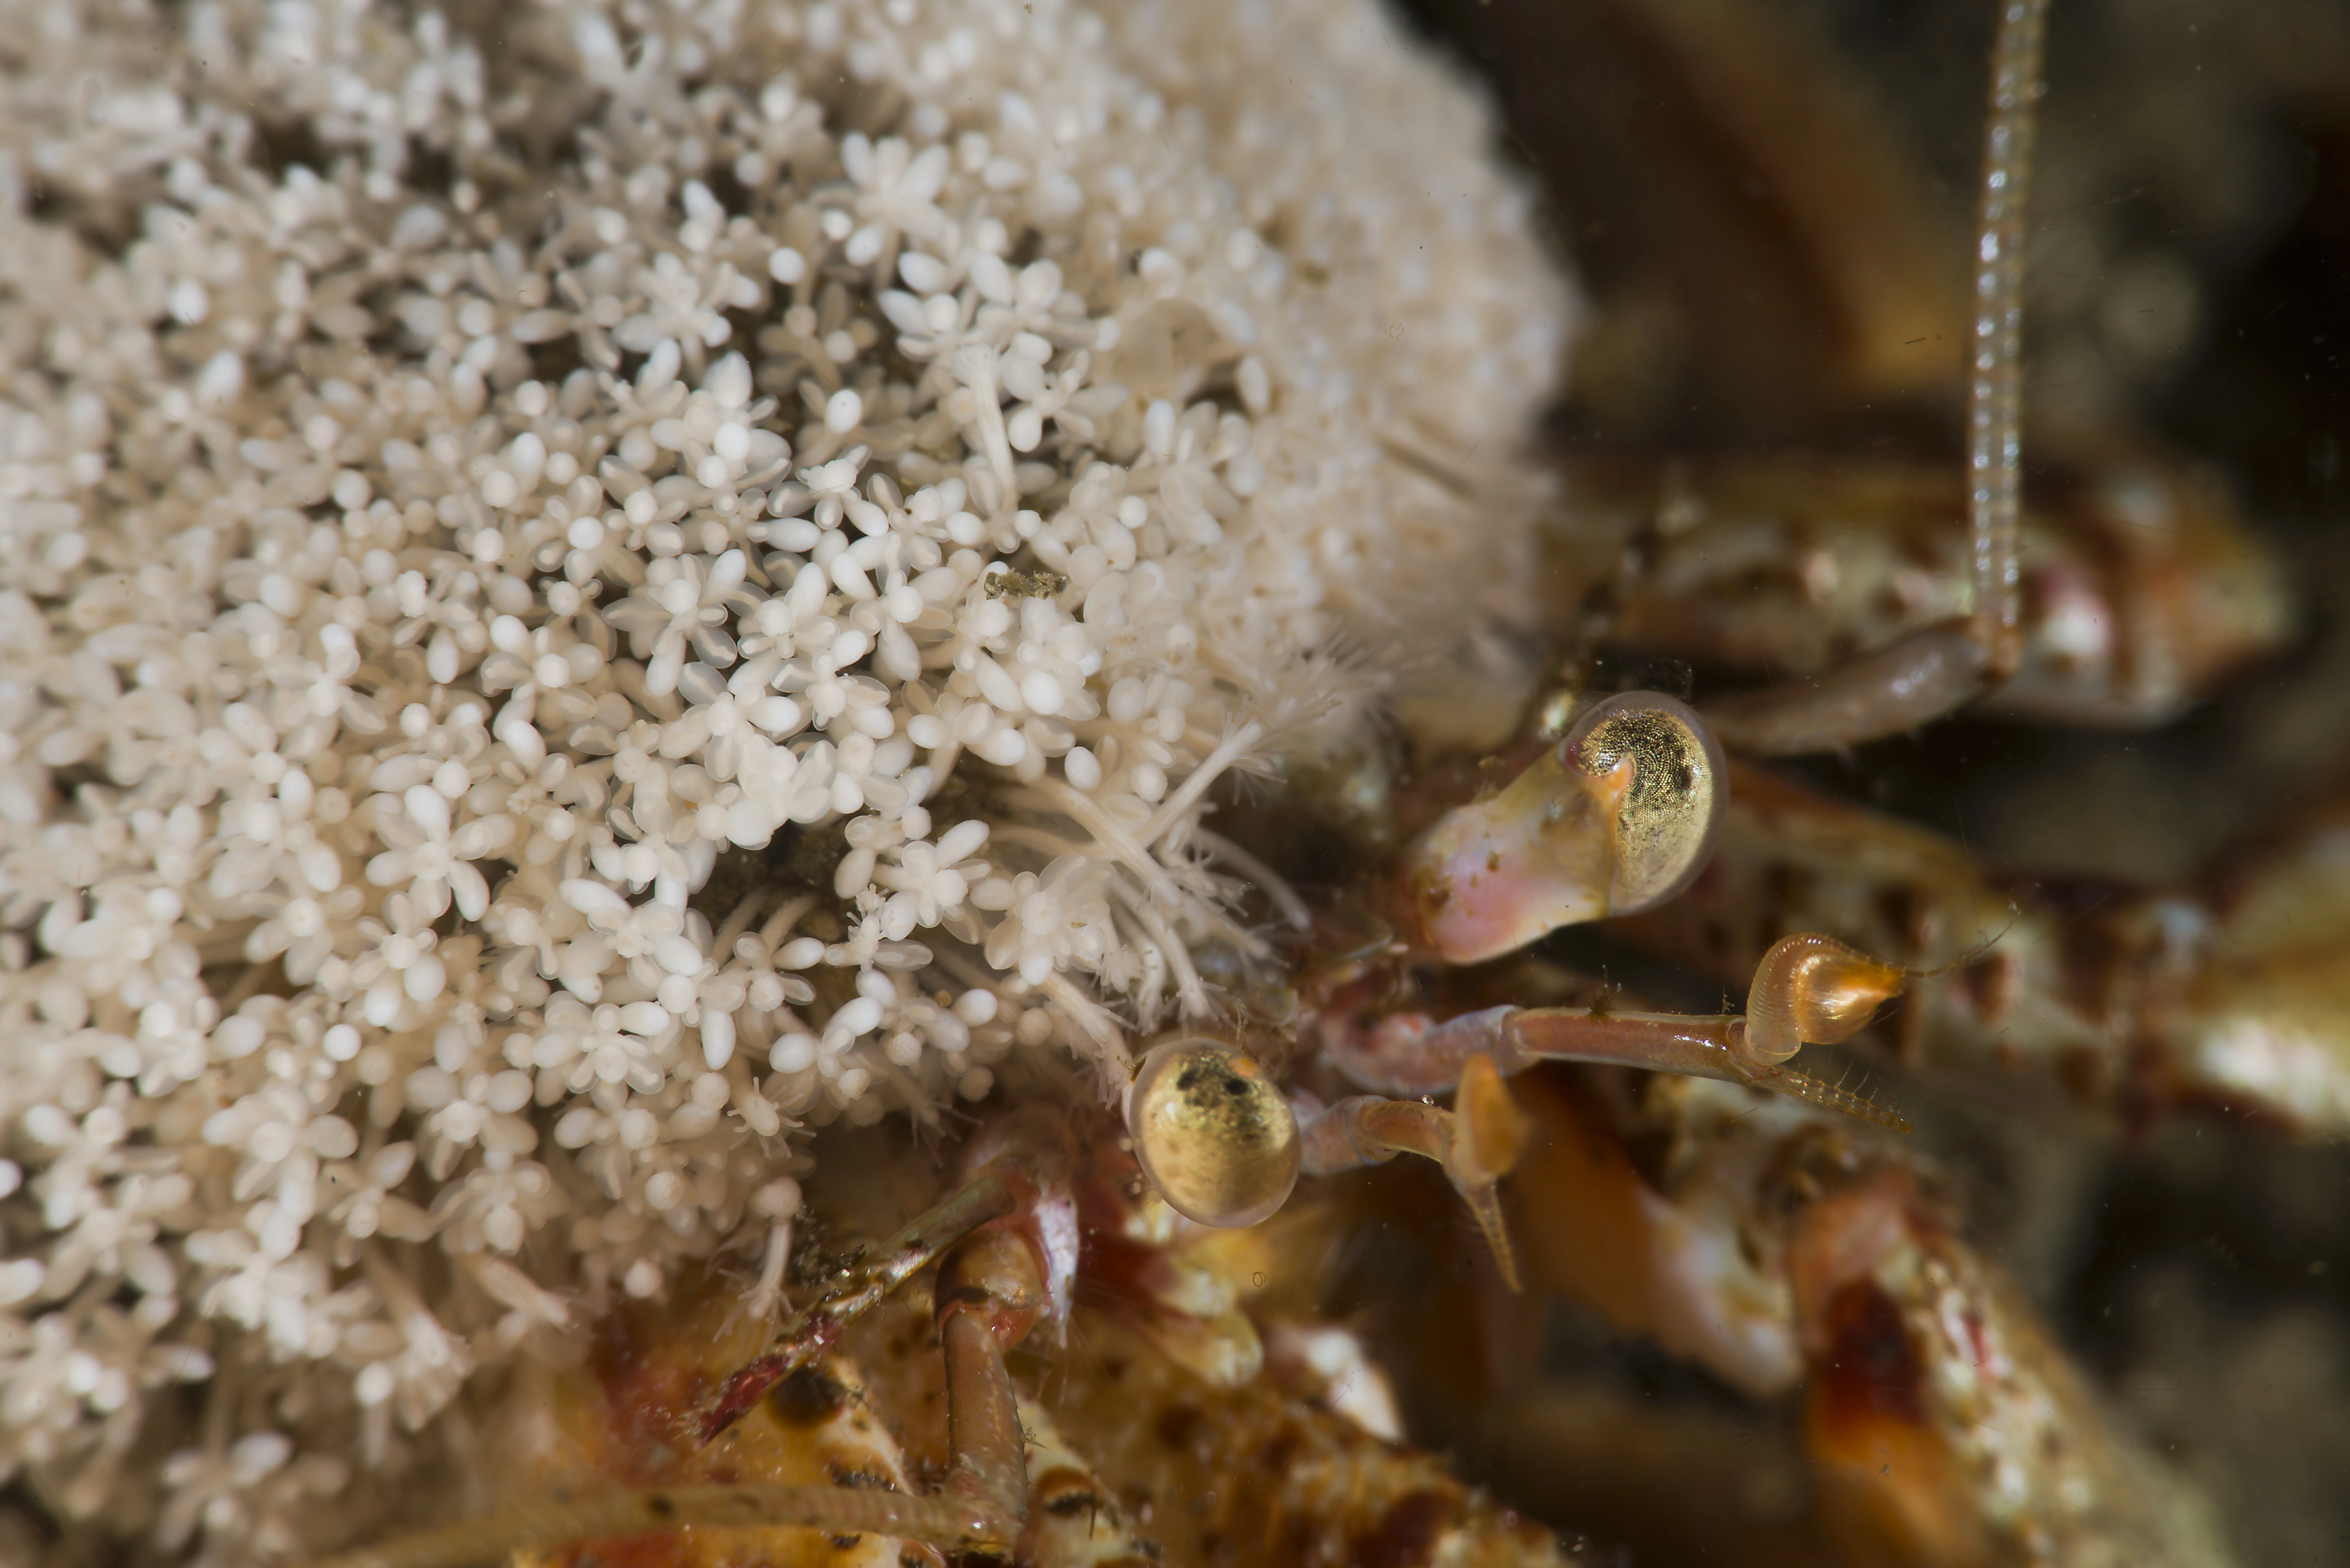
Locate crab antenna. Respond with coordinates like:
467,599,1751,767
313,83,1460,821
1969,0,2051,677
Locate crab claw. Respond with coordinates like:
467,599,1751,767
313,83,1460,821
1402,691,1727,964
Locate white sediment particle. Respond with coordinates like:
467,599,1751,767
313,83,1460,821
0,0,1572,1558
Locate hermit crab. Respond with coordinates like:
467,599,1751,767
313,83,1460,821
296,3,2316,1565
0,0,2331,1562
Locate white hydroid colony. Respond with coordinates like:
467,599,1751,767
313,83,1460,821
0,0,1570,1557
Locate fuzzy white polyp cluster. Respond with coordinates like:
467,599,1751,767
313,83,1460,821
0,0,1570,1558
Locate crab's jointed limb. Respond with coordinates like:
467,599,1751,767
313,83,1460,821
701,1102,1077,1441
307,1111,1082,1568
1503,1067,2238,1567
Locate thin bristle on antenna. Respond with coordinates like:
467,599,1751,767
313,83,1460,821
1755,1064,1913,1135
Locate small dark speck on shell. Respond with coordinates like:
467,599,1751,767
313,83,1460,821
768,1363,851,1426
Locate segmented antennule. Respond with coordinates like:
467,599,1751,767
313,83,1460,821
1401,691,1727,964
1732,933,1910,1071
1127,1037,1301,1229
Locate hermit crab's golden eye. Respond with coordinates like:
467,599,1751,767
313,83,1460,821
1564,690,1727,916
1126,1037,1301,1229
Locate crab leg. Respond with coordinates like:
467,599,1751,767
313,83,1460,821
1502,1068,2236,1567
1561,452,2290,733
1702,622,1996,757
302,1225,1046,1568
301,1475,1003,1568
304,1113,1082,1568
702,1103,1072,1438
692,1167,1017,1437
929,1226,1047,1548
1290,935,1906,1289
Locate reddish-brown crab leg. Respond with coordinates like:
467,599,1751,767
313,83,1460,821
306,1116,1073,1568
303,1485,985,1568
1500,1067,2233,1565
926,1226,1047,1548
1277,937,1906,1297
314,1274,1038,1565
1296,1053,1534,1289
701,1166,1018,1437
701,1103,1075,1439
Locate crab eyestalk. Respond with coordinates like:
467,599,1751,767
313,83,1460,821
1127,1037,1303,1229
1401,691,1728,964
